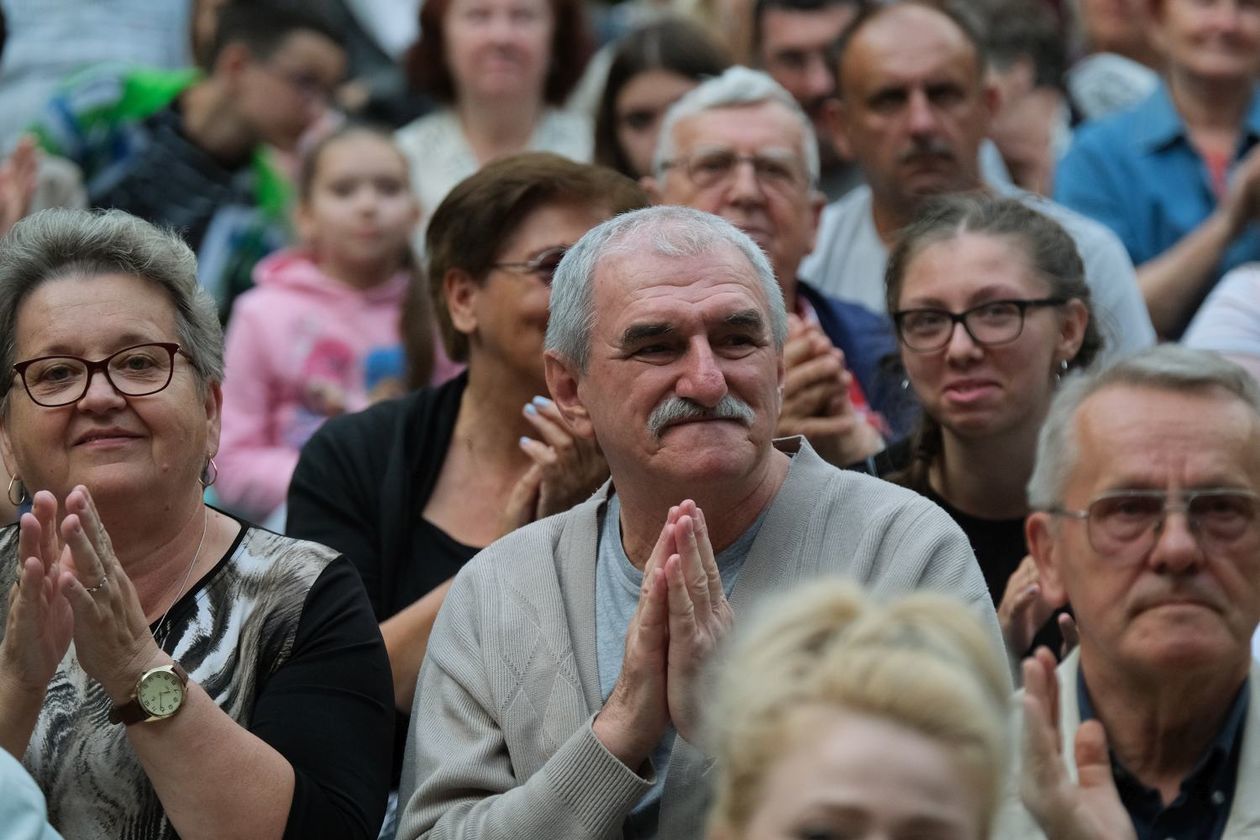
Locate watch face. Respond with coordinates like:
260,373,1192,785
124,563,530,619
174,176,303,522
137,669,185,718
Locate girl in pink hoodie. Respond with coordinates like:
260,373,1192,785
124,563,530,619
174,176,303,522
218,125,450,521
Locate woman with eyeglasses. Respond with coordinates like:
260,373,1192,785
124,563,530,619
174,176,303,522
0,209,393,839
286,153,648,807
872,194,1102,661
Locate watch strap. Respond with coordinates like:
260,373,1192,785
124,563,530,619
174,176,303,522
108,662,189,726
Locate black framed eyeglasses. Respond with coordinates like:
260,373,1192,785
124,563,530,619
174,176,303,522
12,342,185,407
1045,488,1260,559
892,298,1068,352
491,246,568,287
660,148,808,191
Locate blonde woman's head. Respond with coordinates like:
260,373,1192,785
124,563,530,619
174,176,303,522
707,582,1010,840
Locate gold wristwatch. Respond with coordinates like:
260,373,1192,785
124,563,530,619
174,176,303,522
108,662,189,725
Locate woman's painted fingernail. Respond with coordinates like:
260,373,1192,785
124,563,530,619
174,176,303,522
524,402,537,416
520,436,534,448
532,395,553,407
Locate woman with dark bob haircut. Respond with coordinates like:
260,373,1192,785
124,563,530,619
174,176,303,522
594,17,731,179
287,152,649,806
0,209,393,839
396,0,595,224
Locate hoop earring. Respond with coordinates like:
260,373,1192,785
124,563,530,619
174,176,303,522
6,475,27,507
200,458,219,488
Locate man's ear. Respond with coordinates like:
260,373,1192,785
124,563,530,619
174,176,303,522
822,98,852,160
544,351,595,440
444,268,480,338
1026,512,1069,608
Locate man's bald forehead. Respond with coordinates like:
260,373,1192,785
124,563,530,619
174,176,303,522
834,1,987,91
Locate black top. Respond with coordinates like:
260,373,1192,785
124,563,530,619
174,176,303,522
0,522,393,840
1079,673,1249,840
287,372,480,784
858,438,1064,655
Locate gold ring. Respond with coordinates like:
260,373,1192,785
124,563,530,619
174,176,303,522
83,574,109,595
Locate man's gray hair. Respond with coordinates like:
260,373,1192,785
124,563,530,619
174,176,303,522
1027,346,1260,510
653,65,821,186
546,205,787,372
0,209,225,409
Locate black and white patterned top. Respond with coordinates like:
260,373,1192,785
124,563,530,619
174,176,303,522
0,519,394,840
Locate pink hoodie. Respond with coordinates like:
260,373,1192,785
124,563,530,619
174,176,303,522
217,250,408,520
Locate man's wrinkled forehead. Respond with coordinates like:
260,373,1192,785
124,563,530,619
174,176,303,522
839,3,984,92
591,235,771,315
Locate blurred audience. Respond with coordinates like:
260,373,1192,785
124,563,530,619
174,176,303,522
593,18,730,180
999,345,1260,838
751,0,865,199
0,209,392,839
396,0,594,231
217,125,452,525
1185,262,1260,383
802,0,1154,364
1065,0,1160,121
983,0,1072,196
26,2,346,320
875,194,1099,658
1055,0,1260,339
705,581,1009,840
394,205,1001,839
286,154,646,814
0,0,193,147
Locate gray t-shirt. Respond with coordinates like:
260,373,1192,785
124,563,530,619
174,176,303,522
595,493,766,837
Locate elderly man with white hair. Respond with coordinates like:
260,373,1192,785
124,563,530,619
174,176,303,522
393,205,1003,840
647,65,903,455
999,345,1260,840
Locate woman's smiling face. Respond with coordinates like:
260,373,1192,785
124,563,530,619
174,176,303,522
1,272,220,505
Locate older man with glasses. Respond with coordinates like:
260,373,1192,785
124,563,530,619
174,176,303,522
997,345,1260,840
645,66,901,464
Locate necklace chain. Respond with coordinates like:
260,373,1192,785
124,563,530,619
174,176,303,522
154,507,209,651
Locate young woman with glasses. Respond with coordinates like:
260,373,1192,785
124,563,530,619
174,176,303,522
285,153,648,814
0,209,393,839
873,194,1102,660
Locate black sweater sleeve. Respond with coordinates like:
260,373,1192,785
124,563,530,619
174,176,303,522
249,556,394,840
287,408,392,617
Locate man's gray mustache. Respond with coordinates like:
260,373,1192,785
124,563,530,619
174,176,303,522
647,395,756,440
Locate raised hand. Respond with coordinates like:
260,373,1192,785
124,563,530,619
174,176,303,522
1019,648,1135,840
1,492,73,695
520,396,609,519
662,501,732,745
57,486,166,704
998,555,1057,658
592,505,684,769
0,135,37,238
777,318,883,466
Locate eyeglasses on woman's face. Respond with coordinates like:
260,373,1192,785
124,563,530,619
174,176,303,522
11,342,188,408
892,298,1068,352
491,245,568,287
